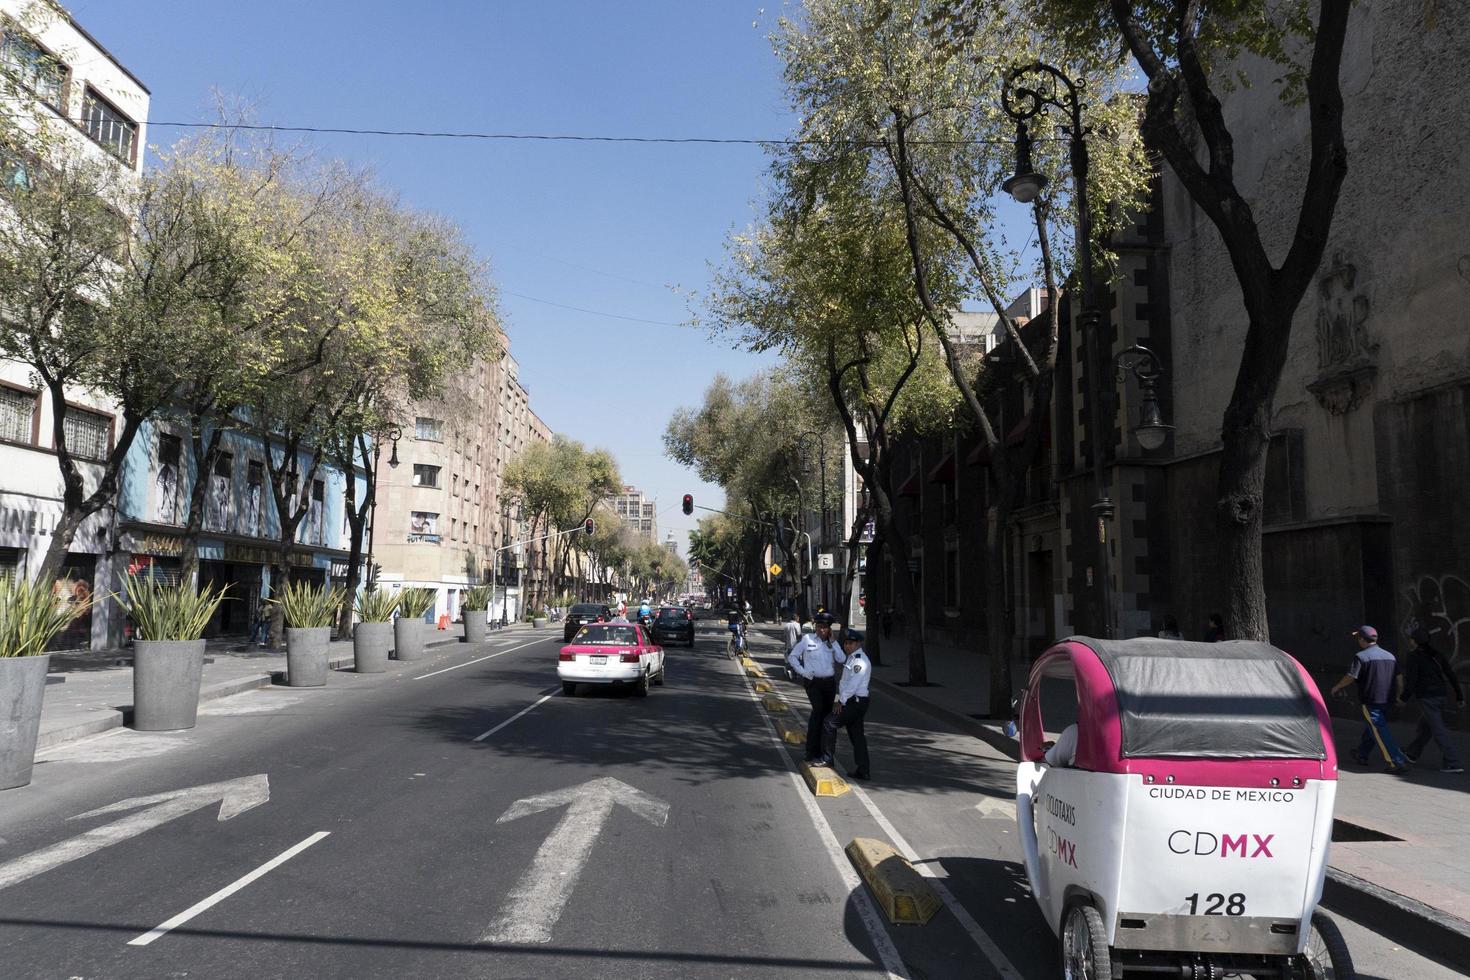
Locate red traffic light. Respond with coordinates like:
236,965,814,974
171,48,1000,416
682,494,693,515
584,518,595,535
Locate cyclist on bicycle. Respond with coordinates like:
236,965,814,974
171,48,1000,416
726,607,745,659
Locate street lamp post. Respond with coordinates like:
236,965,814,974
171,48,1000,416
1002,64,1172,639
365,427,402,592
1002,61,1115,636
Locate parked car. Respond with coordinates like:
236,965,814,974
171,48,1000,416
558,623,665,697
563,602,612,642
651,607,695,647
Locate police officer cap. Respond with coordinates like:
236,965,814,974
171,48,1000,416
814,611,837,625
842,628,865,644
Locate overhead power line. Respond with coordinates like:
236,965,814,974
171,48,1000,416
501,290,683,327
141,119,1023,147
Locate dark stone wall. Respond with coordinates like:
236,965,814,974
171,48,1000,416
1375,381,1470,686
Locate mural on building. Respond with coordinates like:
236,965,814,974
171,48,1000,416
1401,573,1470,674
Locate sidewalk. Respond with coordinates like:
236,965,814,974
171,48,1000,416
36,621,535,750
838,627,1470,962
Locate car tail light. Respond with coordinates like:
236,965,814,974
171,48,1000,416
596,616,604,623
619,649,640,663
558,650,575,661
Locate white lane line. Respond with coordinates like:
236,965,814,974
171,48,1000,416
127,831,330,947
774,679,1024,979
734,669,910,980
473,689,559,742
414,636,553,680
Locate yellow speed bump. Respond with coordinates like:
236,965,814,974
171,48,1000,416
761,696,788,713
776,720,805,745
752,679,774,694
742,659,764,676
800,761,851,798
845,837,941,925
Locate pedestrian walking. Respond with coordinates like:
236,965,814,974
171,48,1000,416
786,610,845,764
1400,626,1466,773
742,598,754,626
819,628,871,780
1330,625,1411,773
1204,613,1225,642
782,608,801,652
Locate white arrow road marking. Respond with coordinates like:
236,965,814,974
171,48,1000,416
973,795,1013,819
0,775,270,894
128,831,330,947
480,777,669,945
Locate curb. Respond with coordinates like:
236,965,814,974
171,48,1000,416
1321,867,1470,966
870,677,1020,762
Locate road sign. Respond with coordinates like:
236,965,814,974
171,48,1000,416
480,777,669,944
769,562,782,576
817,553,835,570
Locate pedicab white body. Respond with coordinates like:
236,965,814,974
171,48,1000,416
1015,638,1349,978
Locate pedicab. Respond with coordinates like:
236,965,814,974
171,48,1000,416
1014,637,1353,979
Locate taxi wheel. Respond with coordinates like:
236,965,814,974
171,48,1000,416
633,670,650,697
653,666,665,686
561,682,577,697
1060,902,1110,980
1291,911,1355,980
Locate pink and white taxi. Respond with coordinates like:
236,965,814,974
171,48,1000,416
557,622,665,698
1015,637,1351,979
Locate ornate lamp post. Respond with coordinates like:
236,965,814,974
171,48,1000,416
365,426,401,591
1001,62,1110,636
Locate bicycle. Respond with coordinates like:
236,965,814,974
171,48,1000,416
725,622,746,660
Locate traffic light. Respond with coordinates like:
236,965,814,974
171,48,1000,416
682,494,693,515
584,518,595,535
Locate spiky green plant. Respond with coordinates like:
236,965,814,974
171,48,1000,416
272,581,345,629
397,586,437,618
0,576,91,657
354,588,399,623
460,585,493,611
120,575,229,642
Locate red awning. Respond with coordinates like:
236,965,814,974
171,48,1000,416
926,451,955,484
967,414,1047,466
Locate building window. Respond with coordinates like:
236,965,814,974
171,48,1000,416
415,417,442,442
81,87,137,165
155,433,181,524
245,460,264,537
413,463,440,488
307,480,325,545
207,453,233,532
62,406,111,462
0,385,36,444
1,29,66,112
409,511,440,543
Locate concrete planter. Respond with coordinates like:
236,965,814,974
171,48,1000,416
286,627,331,687
353,621,392,673
533,617,548,629
393,617,427,661
133,639,206,732
1,655,50,791
463,610,487,643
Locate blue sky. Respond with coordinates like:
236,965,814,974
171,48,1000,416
69,0,796,554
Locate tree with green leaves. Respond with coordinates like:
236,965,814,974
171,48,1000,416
933,0,1353,641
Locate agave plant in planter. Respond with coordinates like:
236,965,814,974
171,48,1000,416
460,585,493,644
119,575,229,733
393,587,437,662
352,589,398,674
271,581,345,687
1,577,91,790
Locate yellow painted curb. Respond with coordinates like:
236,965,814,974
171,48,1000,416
776,721,805,745
800,761,851,798
752,679,774,694
845,837,941,925
761,696,788,713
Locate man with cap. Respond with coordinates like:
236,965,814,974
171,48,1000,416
819,628,871,779
1400,625,1465,773
1330,625,1410,773
787,610,845,763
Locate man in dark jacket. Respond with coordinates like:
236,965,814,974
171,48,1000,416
1400,626,1466,773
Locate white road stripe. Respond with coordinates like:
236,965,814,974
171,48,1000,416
734,670,910,980
473,689,559,742
414,636,553,680
127,831,330,947
769,669,1023,979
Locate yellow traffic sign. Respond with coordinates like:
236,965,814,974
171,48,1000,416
769,562,783,576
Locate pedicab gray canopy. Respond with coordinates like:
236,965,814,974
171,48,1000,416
1074,637,1328,760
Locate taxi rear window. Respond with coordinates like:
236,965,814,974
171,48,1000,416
574,625,639,646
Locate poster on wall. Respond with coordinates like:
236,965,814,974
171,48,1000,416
156,434,181,524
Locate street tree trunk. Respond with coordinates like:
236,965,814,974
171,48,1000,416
179,416,225,586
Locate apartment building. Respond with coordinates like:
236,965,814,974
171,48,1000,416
608,485,658,542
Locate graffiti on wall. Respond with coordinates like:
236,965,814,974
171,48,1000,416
1401,573,1470,675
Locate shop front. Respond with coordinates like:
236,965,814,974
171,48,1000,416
2,491,109,650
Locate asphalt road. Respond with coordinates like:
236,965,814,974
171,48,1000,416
0,622,1463,979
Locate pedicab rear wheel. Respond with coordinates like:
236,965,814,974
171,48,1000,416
1061,902,1111,980
1290,911,1355,980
